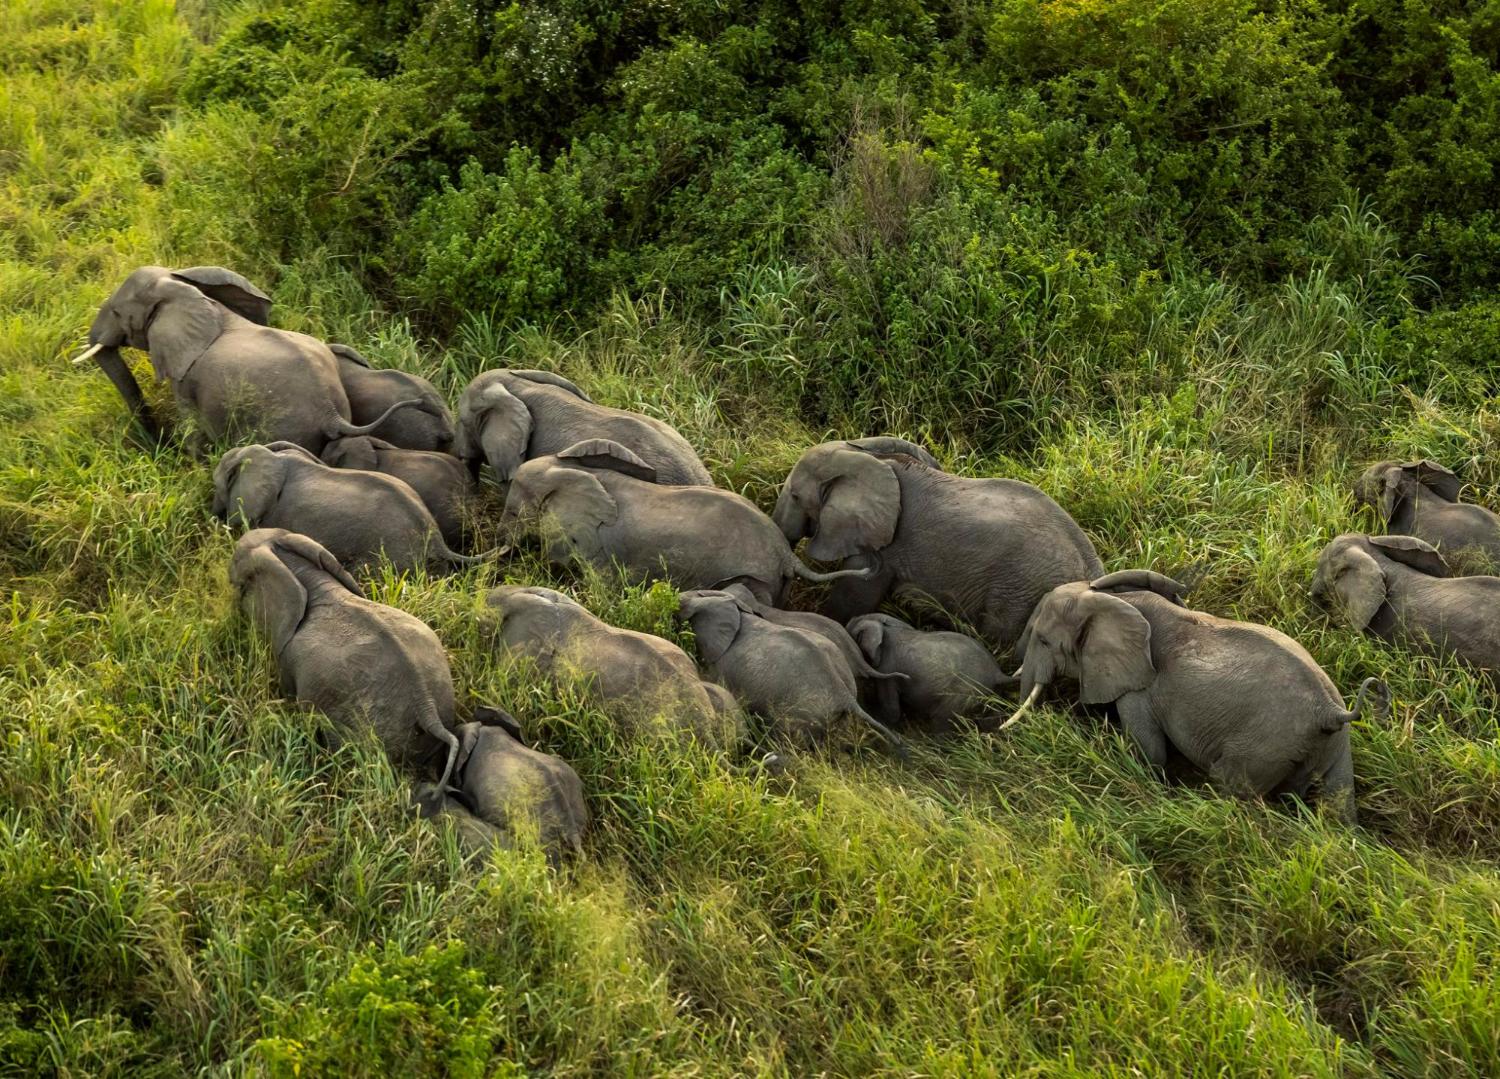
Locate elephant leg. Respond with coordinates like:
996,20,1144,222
1116,694,1169,770
1318,735,1358,825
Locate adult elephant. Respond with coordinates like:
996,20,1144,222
454,368,712,486
75,265,420,452
772,439,1103,655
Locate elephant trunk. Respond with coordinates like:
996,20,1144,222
771,487,810,545
83,343,162,445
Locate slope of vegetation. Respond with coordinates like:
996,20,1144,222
3,0,1499,1074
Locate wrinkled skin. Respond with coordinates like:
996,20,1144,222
485,585,744,748
501,439,868,605
1014,571,1379,821
1354,459,1500,572
214,442,481,573
848,612,1013,733
773,440,1103,657
321,435,475,551
329,344,456,452
676,589,904,752
1312,532,1500,673
411,715,587,864
230,528,461,787
85,266,421,452
455,368,711,485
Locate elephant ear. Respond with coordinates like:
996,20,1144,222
844,436,941,470
1072,590,1155,705
1326,542,1388,629
229,539,309,653
327,342,371,368
718,582,763,613
474,705,525,743
531,466,618,559
510,369,592,402
1406,459,1462,503
678,593,742,664
146,276,225,383
321,436,380,471
218,446,286,529
461,377,532,479
271,529,363,597
1090,570,1190,605
1370,534,1450,578
172,266,272,325
555,439,658,482
808,448,901,562
848,616,886,665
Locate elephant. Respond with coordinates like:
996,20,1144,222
214,442,487,573
1312,533,1500,673
1003,570,1384,821
484,585,745,748
229,528,461,787
675,588,905,753
411,710,588,864
772,439,1103,656
76,265,422,452
329,344,456,453
454,368,712,486
320,435,475,551
847,613,1014,734
501,439,871,605
1354,459,1500,572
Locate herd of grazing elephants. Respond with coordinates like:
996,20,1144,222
71,265,1500,855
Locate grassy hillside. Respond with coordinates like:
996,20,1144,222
3,0,1499,1074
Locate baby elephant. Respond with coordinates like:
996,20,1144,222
214,442,485,573
411,710,588,863
502,439,869,605
230,528,462,787
1354,459,1500,572
847,613,1013,733
485,585,744,748
1313,533,1500,673
330,344,456,453
320,435,475,551
1006,571,1383,821
675,589,905,753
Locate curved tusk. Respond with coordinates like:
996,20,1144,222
997,683,1042,731
1011,666,1023,679
71,342,104,366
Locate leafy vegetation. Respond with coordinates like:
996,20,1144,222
3,0,1499,1073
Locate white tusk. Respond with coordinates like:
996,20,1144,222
71,343,104,366
1011,666,1023,679
998,684,1042,731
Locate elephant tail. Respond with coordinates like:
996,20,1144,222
325,398,429,439
426,713,462,791
1329,676,1390,731
851,704,909,760
792,559,876,585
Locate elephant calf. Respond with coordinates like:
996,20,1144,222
330,344,456,453
502,439,869,605
1006,571,1383,821
676,589,904,753
848,613,1013,733
321,435,475,551
412,711,588,864
1354,459,1500,572
485,585,744,748
1313,533,1500,673
230,529,461,787
215,442,484,573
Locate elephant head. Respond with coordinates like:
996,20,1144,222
675,589,746,664
213,443,300,527
229,528,363,654
454,369,593,480
847,612,903,666
1312,533,1450,630
319,435,392,471
500,440,655,553
773,441,904,562
1354,460,1463,524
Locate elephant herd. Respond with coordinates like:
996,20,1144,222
72,266,1500,854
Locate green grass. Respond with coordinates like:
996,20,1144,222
3,2,1499,1076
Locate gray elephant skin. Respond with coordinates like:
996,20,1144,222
848,612,1013,733
1354,459,1500,571
329,343,456,452
485,585,744,748
412,712,588,863
230,528,462,787
455,368,711,485
321,435,475,551
82,265,420,451
1007,571,1382,820
1313,532,1500,673
214,442,482,573
676,589,904,752
773,439,1103,655
501,439,868,604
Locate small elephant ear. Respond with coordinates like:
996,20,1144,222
1407,460,1462,502
229,541,309,653
219,446,286,529
844,436,942,471
1090,570,1190,605
1073,590,1155,705
848,616,886,665
270,530,364,597
474,705,525,743
679,593,742,664
556,439,658,482
807,448,901,563
510,369,592,402
1328,543,1388,629
327,342,371,368
321,436,380,471
718,582,762,612
146,276,225,383
171,266,272,325
533,466,619,559
1370,534,1450,578
460,377,532,479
